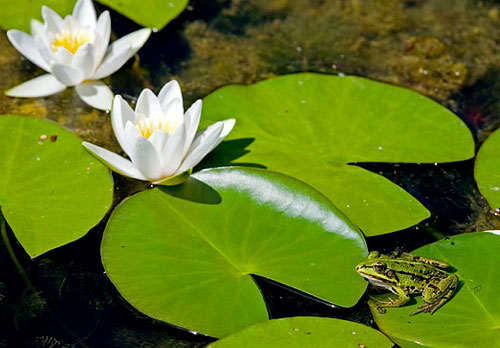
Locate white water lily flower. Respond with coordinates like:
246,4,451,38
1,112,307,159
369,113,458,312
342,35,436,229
82,80,235,185
6,0,151,110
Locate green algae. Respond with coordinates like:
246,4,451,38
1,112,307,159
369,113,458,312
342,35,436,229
177,0,500,103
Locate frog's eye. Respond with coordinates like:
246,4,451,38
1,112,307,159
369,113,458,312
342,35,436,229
373,261,386,273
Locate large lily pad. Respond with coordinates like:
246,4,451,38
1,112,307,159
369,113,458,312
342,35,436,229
97,0,188,30
0,0,187,31
101,167,368,338
475,128,500,210
201,73,474,236
370,231,500,348
0,115,112,258
207,316,394,348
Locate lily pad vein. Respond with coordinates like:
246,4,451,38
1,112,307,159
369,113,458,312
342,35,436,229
158,192,247,276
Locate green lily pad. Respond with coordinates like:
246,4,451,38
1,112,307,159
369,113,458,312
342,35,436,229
207,316,394,348
0,0,73,31
97,0,188,30
370,231,500,348
201,73,474,236
0,0,187,31
475,128,500,210
102,167,368,338
0,115,112,258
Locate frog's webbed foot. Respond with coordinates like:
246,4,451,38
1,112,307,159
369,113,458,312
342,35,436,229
370,287,410,314
411,274,458,316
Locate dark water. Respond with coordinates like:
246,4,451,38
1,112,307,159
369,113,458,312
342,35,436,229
2,0,500,347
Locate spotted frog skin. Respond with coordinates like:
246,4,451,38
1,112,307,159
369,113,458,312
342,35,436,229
355,251,458,315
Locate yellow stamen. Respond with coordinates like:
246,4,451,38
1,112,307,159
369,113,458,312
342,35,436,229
136,116,181,139
52,29,93,54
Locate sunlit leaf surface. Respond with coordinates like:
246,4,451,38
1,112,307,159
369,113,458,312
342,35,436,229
102,167,368,337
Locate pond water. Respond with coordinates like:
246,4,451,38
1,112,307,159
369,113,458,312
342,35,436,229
1,0,500,346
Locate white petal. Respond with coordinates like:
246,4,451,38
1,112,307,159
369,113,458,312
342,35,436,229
162,125,187,176
7,30,50,71
178,122,224,173
111,95,136,153
5,74,66,98
54,47,73,65
158,80,183,111
163,97,184,125
73,0,96,28
135,89,163,120
30,19,44,35
93,28,151,79
72,43,95,78
92,43,131,79
34,34,54,67
200,118,235,155
51,64,84,86
149,129,168,155
182,99,202,155
108,27,151,56
89,34,101,71
219,118,236,139
125,120,141,140
75,81,113,110
42,6,63,34
94,11,111,64
82,142,146,181
128,136,163,180
62,15,77,32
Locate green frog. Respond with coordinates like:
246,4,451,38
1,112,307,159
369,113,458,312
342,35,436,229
355,251,458,315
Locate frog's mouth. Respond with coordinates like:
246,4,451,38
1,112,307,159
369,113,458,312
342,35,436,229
365,276,395,290
356,267,396,290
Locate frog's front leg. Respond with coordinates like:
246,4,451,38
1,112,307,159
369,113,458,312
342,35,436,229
372,286,410,314
411,274,458,316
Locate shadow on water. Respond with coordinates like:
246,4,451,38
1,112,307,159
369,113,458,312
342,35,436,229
0,217,211,348
451,66,500,141
96,0,233,85
251,275,375,327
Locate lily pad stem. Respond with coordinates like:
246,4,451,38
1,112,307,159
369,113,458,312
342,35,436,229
0,218,33,290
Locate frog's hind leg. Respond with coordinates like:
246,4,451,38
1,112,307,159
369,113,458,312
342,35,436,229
411,274,458,316
372,286,410,314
